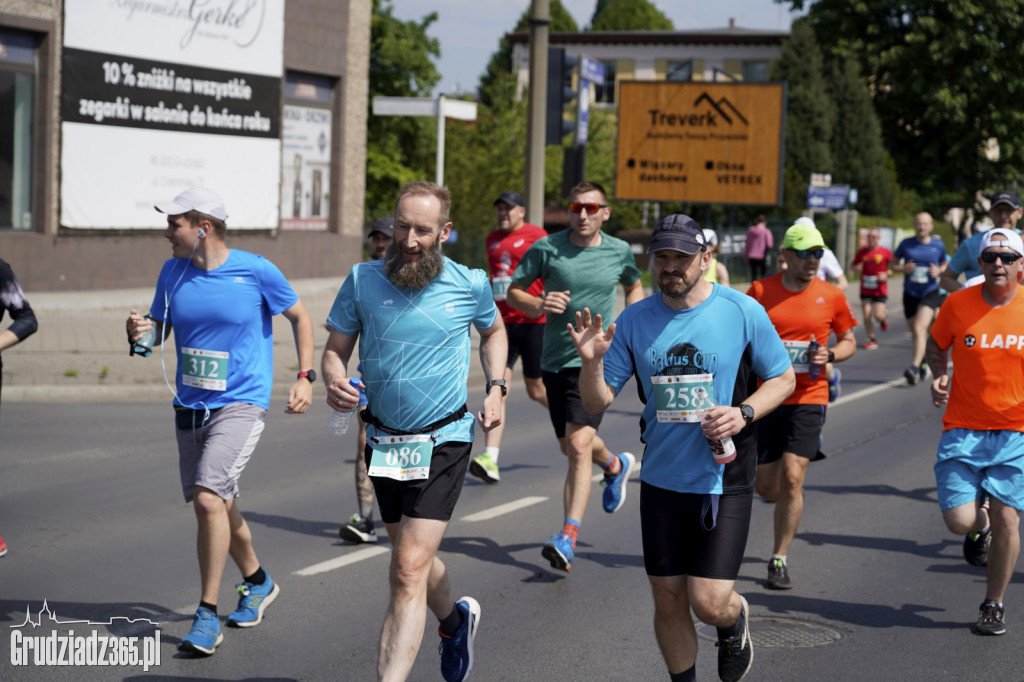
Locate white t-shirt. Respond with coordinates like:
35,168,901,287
816,248,844,282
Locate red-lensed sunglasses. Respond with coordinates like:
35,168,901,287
568,202,608,214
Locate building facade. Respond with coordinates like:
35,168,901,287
0,0,369,291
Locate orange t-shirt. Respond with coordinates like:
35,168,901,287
930,286,1024,432
747,274,858,405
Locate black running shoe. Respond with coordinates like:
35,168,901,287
716,596,754,681
903,366,918,385
963,529,991,567
339,514,378,544
976,600,1006,636
766,558,792,590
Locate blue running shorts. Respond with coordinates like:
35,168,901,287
935,428,1024,511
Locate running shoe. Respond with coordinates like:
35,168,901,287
976,600,1006,635
903,366,918,385
469,452,501,484
541,533,574,572
226,574,280,627
766,558,792,590
880,319,889,332
919,363,931,382
438,596,481,682
601,452,636,513
963,528,991,567
716,596,753,681
0,532,7,558
863,339,879,350
339,513,378,544
178,606,223,655
828,368,842,403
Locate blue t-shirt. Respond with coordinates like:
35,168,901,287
947,231,985,281
326,257,498,444
602,285,791,495
150,250,298,410
894,236,947,298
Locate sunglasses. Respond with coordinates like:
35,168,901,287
568,202,608,214
791,248,824,259
980,251,1022,264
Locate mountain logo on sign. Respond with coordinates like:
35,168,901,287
692,93,749,126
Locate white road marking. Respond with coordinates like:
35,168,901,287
295,546,390,576
830,376,909,407
461,496,547,522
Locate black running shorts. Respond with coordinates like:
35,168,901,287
641,482,753,579
366,440,472,523
542,368,603,439
505,322,544,379
756,404,826,463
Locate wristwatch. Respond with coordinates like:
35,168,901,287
739,404,755,426
827,350,836,363
297,369,317,383
486,379,508,397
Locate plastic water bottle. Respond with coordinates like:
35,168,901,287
130,314,158,357
807,334,822,381
694,386,737,464
328,377,363,435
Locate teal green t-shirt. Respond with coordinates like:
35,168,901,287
512,229,641,372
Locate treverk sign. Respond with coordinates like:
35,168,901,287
616,82,786,205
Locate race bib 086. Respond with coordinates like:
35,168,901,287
368,434,433,481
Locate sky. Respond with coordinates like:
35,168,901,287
391,0,804,95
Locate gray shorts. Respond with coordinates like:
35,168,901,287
175,402,267,502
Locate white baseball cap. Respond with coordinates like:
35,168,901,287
155,187,228,221
980,227,1024,256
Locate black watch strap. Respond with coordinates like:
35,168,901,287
486,379,507,397
740,404,755,426
827,350,836,363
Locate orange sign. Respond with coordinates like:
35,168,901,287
615,81,786,205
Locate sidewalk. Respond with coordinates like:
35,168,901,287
2,275,893,403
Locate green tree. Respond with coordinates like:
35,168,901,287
780,0,1024,218
365,0,441,220
768,18,835,216
478,1,579,108
827,56,896,216
590,0,674,30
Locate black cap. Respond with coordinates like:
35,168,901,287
991,190,1022,210
493,191,526,208
368,216,394,239
647,214,707,255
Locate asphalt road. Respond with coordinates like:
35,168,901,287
2,323,1023,681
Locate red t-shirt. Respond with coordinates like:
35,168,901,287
747,274,858,405
930,286,1024,432
487,222,547,324
852,246,893,297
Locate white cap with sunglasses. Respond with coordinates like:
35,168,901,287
963,228,1024,287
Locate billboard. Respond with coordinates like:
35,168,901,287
615,81,786,205
280,105,332,231
61,0,285,229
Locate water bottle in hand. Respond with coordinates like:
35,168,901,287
328,377,363,435
807,334,822,381
695,386,737,465
130,314,158,357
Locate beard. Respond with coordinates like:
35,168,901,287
384,239,445,289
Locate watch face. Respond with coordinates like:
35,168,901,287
741,405,754,422
301,370,317,382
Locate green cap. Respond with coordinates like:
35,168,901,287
782,222,825,250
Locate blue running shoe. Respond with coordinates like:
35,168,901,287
541,533,575,572
438,596,481,682
601,452,636,513
226,574,280,628
828,368,842,403
178,606,223,655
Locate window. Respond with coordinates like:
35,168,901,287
742,61,769,82
666,60,693,82
0,28,37,230
594,61,617,105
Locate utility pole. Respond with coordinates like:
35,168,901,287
525,0,550,226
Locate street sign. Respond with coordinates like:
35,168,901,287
807,184,849,210
371,96,477,185
810,173,832,187
580,57,605,84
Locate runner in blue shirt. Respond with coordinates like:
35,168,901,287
894,212,948,385
322,182,507,682
570,214,794,682
940,190,1022,292
126,187,315,656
